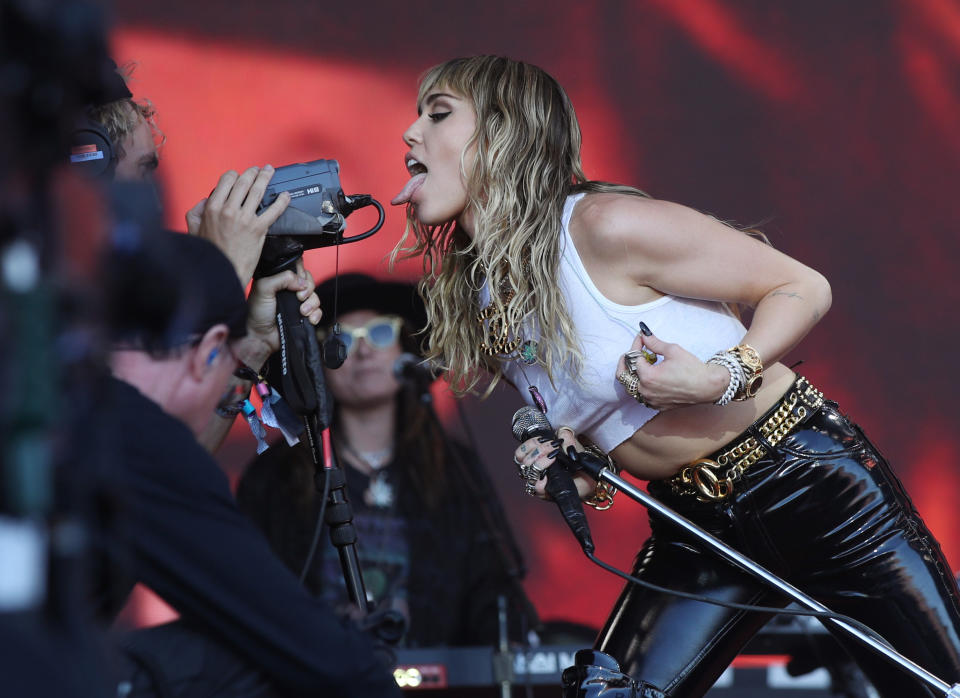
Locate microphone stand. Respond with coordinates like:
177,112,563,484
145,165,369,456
570,454,960,697
255,237,369,610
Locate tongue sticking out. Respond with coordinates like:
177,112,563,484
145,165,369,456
391,173,426,206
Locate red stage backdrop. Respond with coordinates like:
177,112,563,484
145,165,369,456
109,0,960,633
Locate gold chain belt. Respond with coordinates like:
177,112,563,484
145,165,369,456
668,376,824,502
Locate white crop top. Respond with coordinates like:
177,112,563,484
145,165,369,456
492,192,748,452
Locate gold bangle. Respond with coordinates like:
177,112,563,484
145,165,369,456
581,444,619,511
730,343,764,400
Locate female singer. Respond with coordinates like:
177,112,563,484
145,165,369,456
389,55,960,696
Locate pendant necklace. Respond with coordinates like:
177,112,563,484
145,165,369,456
477,301,548,413
338,439,395,508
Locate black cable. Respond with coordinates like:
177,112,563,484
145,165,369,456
299,459,331,584
584,550,891,647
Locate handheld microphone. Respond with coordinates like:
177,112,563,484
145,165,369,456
511,406,595,554
393,353,439,385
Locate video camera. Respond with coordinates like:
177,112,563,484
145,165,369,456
256,158,383,249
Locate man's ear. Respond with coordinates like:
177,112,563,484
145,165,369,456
189,324,230,381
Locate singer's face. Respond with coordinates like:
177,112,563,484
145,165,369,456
400,88,477,233
323,310,403,409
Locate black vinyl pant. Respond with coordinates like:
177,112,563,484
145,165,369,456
596,400,960,697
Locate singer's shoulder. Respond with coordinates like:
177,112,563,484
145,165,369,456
568,194,677,291
570,194,694,261
571,194,762,287
573,193,699,245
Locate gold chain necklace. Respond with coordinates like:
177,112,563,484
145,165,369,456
477,288,522,356
475,286,548,411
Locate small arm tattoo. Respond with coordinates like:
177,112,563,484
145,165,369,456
770,289,820,322
771,290,804,301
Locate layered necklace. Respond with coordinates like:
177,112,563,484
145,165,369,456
477,281,547,412
477,288,521,356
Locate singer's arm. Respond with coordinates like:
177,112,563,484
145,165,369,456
574,196,830,408
197,266,322,453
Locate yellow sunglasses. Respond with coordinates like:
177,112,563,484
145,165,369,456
319,315,402,355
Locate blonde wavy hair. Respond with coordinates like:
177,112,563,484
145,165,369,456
393,55,648,395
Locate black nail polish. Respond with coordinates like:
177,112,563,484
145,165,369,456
537,437,550,443
550,439,563,447
638,321,652,336
567,445,579,460
547,448,561,458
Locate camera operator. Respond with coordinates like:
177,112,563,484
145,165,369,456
99,231,400,697
80,61,291,450
78,60,287,283
184,163,294,452
83,69,161,183
76,58,398,698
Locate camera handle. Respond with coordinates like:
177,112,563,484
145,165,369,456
254,236,369,611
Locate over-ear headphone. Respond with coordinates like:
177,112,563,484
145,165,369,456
69,108,116,179
68,59,132,180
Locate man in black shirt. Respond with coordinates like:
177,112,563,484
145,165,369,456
101,232,399,697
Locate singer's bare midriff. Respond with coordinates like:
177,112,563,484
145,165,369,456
609,363,797,481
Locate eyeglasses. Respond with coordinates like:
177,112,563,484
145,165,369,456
213,343,251,416
320,315,403,356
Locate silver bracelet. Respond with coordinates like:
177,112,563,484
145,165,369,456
707,351,745,406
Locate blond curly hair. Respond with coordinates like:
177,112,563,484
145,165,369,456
393,56,649,395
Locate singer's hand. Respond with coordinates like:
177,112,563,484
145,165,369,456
616,331,729,410
513,427,596,501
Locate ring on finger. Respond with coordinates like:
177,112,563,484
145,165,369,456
626,379,646,405
521,463,545,484
520,463,546,499
618,372,646,404
617,371,640,394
